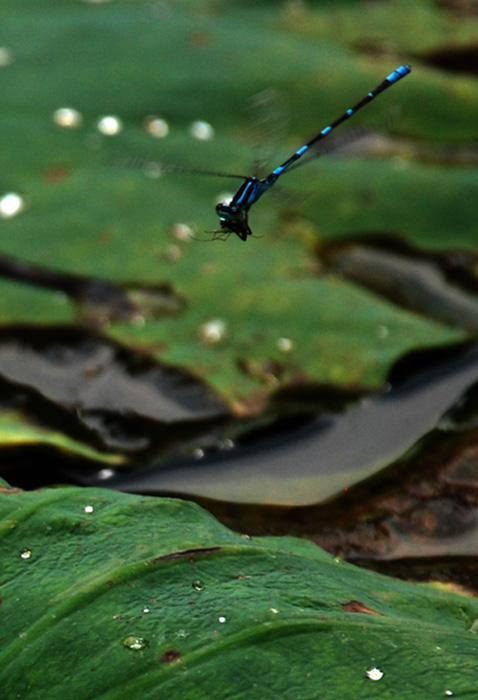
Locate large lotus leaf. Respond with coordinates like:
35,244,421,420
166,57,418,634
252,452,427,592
0,0,475,459
1,482,478,699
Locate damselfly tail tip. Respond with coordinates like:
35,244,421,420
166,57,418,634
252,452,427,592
388,65,412,83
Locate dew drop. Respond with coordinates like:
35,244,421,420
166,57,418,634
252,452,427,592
269,607,279,614
122,636,148,651
96,468,115,480
84,505,94,513
189,120,214,141
0,47,14,67
144,115,169,138
171,222,195,241
0,192,26,218
192,448,205,460
366,667,383,681
192,580,204,591
276,337,294,353
96,115,123,135
376,324,389,339
52,107,83,129
197,318,228,345
162,244,181,262
19,548,32,560
218,616,226,624
143,607,150,613
218,437,234,451
445,692,453,697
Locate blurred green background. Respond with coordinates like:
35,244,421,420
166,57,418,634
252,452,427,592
0,0,476,412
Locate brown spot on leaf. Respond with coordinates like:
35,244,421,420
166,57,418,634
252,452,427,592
44,165,71,182
341,600,384,616
152,546,222,563
160,650,181,663
188,31,212,48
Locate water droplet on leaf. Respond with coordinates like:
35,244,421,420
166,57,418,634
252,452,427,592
171,222,195,241
52,107,83,129
97,115,123,135
277,337,294,353
144,116,169,138
192,580,204,591
366,667,383,681
218,437,234,451
19,548,32,560
162,244,181,263
197,318,228,345
97,468,115,480
122,636,148,651
0,47,14,67
0,192,26,218
189,120,214,141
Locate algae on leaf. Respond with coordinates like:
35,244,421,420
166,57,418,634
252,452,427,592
1,483,478,699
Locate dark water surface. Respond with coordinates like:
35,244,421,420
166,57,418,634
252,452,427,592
83,343,478,507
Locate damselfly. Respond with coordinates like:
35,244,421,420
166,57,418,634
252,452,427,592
213,65,411,241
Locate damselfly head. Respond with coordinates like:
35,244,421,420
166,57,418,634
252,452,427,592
215,202,252,241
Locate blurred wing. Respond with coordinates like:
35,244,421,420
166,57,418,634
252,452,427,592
247,87,289,177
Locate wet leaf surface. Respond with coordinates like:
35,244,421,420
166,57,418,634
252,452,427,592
2,483,478,700
0,326,229,459
0,0,477,648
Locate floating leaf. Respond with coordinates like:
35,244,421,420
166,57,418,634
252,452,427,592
0,326,229,462
0,0,473,408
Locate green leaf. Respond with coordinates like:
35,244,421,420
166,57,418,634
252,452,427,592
0,1,471,395
0,409,124,464
1,483,478,699
0,0,476,471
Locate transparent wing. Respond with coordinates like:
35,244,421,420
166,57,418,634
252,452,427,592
105,150,248,180
247,87,289,177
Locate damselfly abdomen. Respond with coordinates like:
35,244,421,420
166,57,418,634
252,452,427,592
215,65,411,241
